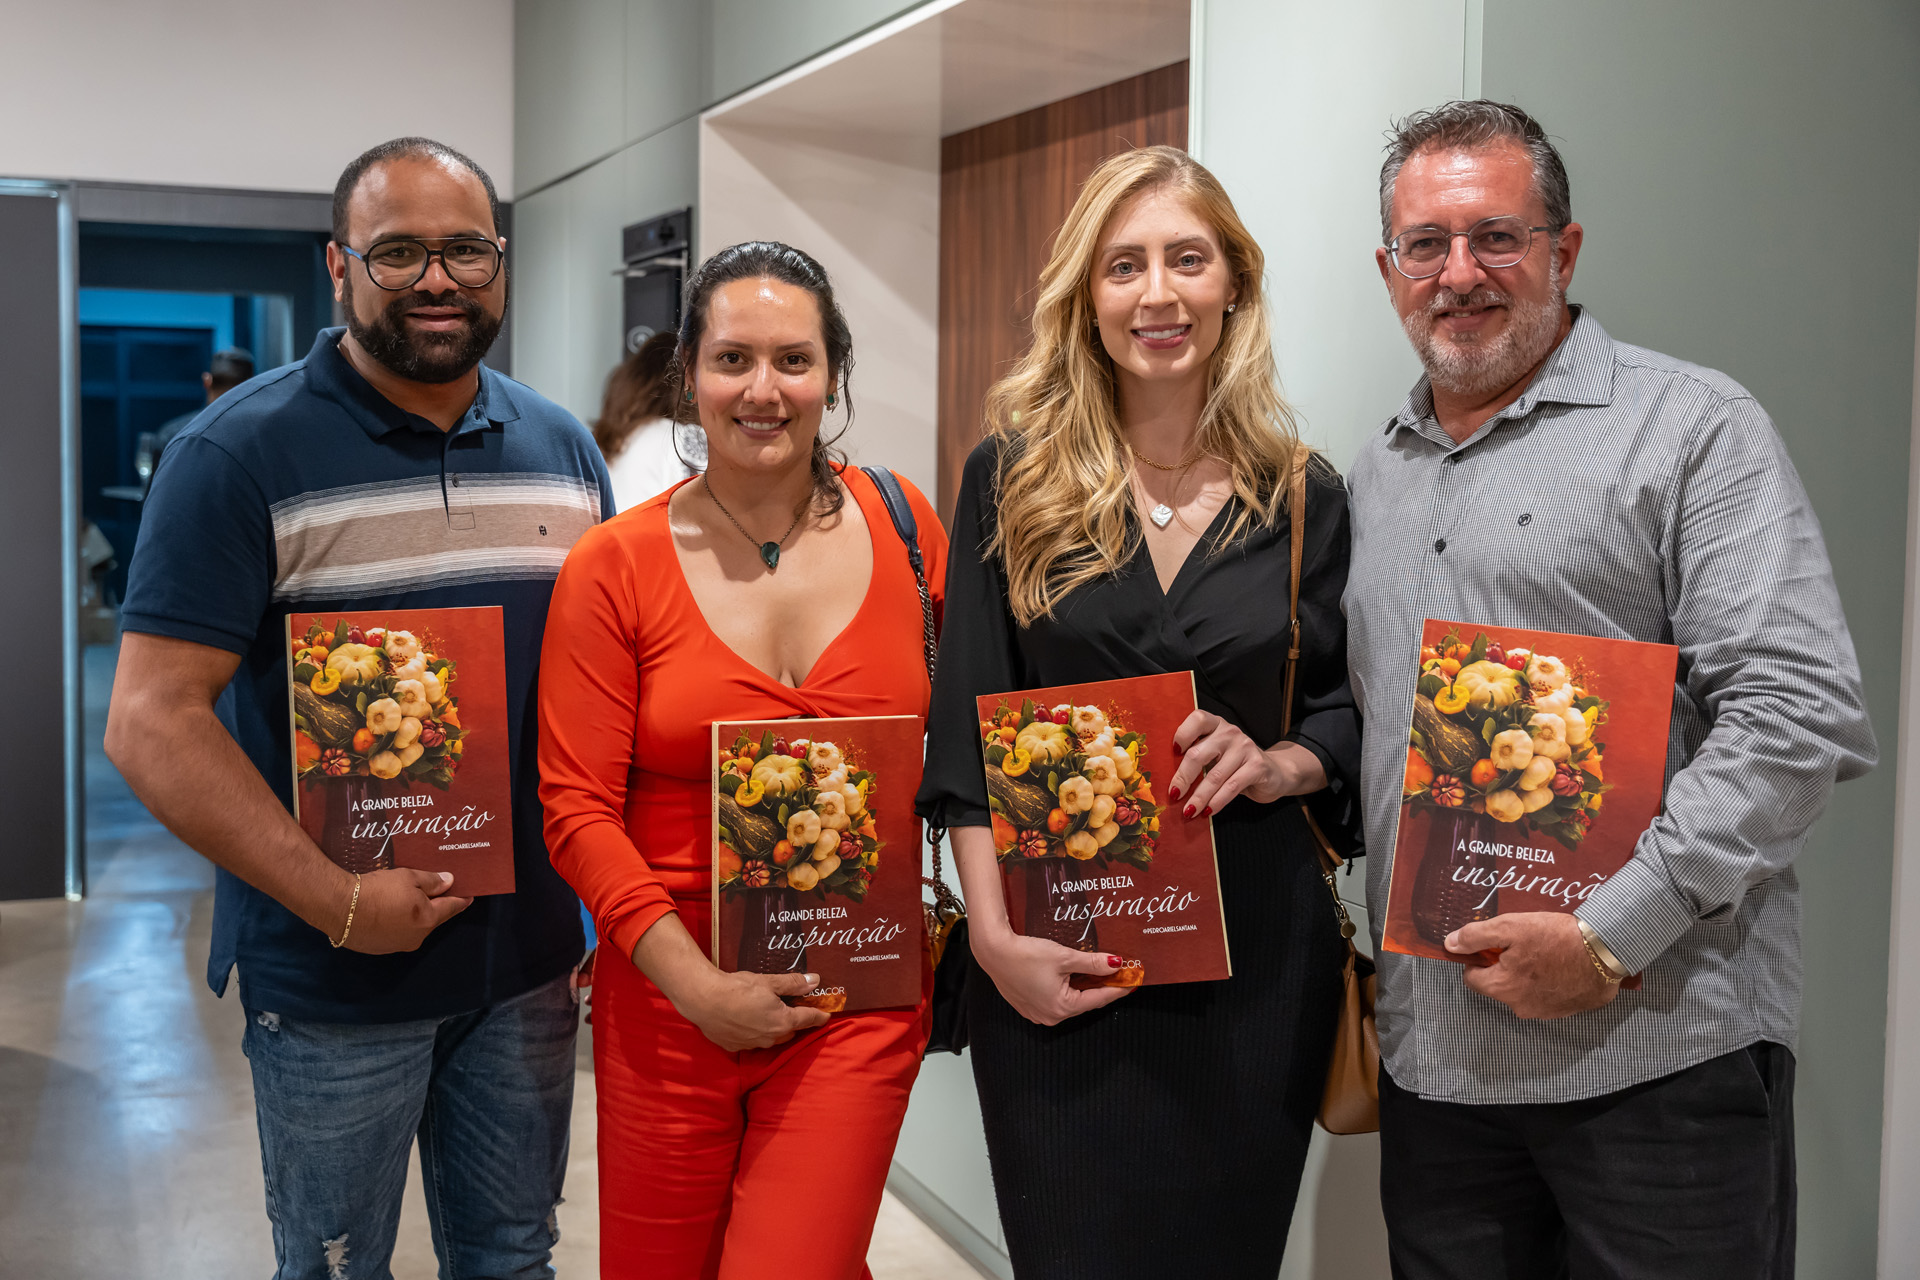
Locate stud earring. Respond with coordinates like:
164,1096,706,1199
1226,303,1237,314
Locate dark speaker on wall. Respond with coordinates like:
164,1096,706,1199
620,208,691,355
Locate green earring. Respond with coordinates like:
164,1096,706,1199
826,392,837,410
684,387,694,404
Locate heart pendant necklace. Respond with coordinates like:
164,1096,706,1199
702,475,806,572
1130,438,1202,533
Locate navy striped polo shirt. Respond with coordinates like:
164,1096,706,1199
122,327,614,1023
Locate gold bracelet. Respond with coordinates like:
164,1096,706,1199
1585,924,1629,978
1576,917,1626,984
331,873,362,949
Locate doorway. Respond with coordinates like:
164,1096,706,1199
80,322,208,611
78,288,299,613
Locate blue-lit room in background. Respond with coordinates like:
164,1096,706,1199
77,288,296,610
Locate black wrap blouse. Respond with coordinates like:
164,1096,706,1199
916,438,1361,838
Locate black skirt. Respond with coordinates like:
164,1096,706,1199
966,800,1348,1280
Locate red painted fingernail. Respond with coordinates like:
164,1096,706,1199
1200,806,1212,819
1168,785,1182,802
1184,804,1197,819
1108,955,1123,968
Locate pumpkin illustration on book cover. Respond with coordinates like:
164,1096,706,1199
291,618,471,874
974,674,1231,988
1401,628,1613,946
981,698,1162,959
288,607,514,896
715,729,881,975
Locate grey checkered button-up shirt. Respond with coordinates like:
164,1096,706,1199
1343,308,1876,1105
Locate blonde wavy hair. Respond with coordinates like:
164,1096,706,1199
986,146,1306,625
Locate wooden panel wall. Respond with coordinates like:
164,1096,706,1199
935,61,1189,524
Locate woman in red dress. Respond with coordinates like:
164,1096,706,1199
538,241,946,1280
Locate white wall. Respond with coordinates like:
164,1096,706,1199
1195,0,1468,474
1,0,513,194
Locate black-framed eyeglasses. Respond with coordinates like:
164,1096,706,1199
342,237,504,290
1385,216,1555,280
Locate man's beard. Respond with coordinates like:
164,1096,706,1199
1403,259,1563,399
344,277,505,385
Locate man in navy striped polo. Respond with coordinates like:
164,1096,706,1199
109,137,612,1280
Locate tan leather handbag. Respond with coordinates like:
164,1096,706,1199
1280,450,1381,1136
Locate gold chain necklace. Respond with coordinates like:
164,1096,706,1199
1128,439,1204,528
1129,440,1204,471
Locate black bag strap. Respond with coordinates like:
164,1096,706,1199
858,466,961,919
859,465,922,571
859,466,936,683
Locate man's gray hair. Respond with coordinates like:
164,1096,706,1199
1379,100,1572,242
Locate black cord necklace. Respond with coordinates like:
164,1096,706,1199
702,475,806,572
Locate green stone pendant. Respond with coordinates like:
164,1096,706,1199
759,542,781,571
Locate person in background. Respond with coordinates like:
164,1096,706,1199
208,345,256,392
146,346,256,479
595,329,705,510
916,146,1359,1279
1344,100,1876,1279
539,241,946,1279
211,345,256,386
107,136,612,1280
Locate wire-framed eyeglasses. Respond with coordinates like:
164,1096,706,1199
1385,216,1555,280
343,237,504,290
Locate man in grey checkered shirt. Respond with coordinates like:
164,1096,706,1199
1343,100,1876,1280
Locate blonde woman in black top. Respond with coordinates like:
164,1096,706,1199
916,146,1360,1279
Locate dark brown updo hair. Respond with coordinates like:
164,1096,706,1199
592,330,679,461
676,240,854,517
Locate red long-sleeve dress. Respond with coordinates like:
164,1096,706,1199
539,466,946,1280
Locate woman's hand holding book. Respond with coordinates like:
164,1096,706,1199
1166,711,1327,817
973,928,1136,1027
630,913,831,1050
951,825,1137,1026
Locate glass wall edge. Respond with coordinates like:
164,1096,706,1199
55,183,85,900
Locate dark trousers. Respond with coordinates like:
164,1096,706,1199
968,806,1347,1279
1379,1042,1796,1280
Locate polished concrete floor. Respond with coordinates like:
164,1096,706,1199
0,646,978,1278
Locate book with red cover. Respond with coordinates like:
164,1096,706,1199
1383,619,1678,962
711,716,925,1013
976,672,1230,988
286,607,515,896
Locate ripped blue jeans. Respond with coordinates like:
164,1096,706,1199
242,974,578,1280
